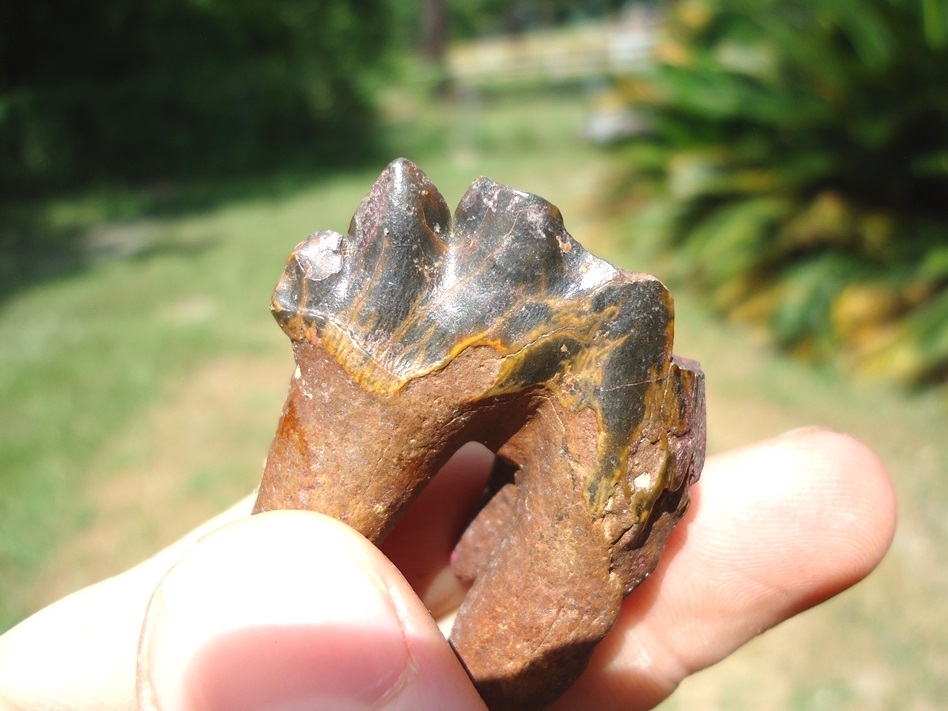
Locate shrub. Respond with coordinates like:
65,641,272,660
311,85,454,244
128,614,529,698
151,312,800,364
615,0,948,384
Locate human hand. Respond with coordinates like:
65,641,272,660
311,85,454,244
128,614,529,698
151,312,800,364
0,427,895,711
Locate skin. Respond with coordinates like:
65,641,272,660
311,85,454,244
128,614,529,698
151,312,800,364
0,427,895,711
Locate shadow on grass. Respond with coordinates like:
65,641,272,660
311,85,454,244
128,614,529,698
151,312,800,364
0,80,599,305
0,205,83,299
0,160,362,305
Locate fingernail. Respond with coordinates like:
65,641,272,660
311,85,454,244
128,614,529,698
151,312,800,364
138,513,412,711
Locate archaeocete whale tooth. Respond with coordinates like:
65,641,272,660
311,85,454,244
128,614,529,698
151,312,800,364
254,158,706,711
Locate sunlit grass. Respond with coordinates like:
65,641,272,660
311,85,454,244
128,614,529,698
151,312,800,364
0,171,387,624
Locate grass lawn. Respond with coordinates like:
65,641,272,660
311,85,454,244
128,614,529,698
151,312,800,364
1,85,946,709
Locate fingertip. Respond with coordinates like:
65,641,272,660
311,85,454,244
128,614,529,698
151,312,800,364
138,511,484,711
774,426,897,592
692,427,896,612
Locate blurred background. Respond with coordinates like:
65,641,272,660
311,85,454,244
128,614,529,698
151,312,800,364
1,0,946,707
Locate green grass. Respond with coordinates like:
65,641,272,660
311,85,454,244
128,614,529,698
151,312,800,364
1,81,947,709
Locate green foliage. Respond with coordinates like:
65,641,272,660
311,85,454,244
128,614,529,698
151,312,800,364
0,0,392,194
615,0,948,384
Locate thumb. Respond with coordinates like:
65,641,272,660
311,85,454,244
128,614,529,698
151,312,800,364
137,510,485,711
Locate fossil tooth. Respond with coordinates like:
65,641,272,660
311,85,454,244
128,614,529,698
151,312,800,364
254,158,706,711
